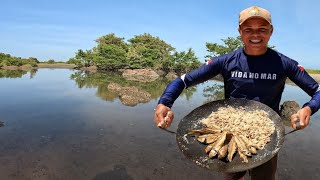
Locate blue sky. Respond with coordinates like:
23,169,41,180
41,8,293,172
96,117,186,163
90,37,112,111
1,0,320,69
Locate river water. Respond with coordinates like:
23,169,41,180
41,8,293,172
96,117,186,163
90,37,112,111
0,69,319,180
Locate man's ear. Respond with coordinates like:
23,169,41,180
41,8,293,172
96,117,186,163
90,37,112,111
270,25,274,35
238,26,242,35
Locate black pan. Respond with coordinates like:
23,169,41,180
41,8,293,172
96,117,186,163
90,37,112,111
176,99,285,173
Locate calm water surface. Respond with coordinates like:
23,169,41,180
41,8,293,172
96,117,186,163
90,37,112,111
0,69,319,180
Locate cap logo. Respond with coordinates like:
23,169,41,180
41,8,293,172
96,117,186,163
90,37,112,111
249,8,260,16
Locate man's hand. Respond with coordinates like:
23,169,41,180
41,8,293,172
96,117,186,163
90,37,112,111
291,106,312,129
154,104,174,129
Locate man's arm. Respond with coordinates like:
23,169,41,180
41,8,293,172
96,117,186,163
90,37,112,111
285,59,320,129
155,57,225,128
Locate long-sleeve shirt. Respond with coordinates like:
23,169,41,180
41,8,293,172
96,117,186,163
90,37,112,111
158,48,320,114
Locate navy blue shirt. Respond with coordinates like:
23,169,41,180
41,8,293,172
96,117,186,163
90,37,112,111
158,48,320,114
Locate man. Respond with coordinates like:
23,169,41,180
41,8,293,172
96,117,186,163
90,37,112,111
154,5,320,180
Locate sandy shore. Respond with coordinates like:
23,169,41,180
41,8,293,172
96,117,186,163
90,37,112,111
287,74,320,84
310,74,320,83
37,64,77,69
2,64,320,83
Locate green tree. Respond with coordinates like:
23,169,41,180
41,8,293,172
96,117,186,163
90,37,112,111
206,36,243,58
94,44,128,70
25,57,38,67
28,57,39,63
172,48,201,73
0,53,38,67
47,59,55,64
6,57,23,66
127,33,175,69
67,58,81,65
127,44,158,68
68,33,129,69
95,33,128,51
0,53,11,65
94,33,128,70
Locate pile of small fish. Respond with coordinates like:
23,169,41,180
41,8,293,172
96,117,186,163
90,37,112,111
189,106,275,163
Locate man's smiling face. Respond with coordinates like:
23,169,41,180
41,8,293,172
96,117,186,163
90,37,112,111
239,18,273,56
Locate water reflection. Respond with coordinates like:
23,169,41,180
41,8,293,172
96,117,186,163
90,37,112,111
29,69,38,79
0,69,28,78
203,83,225,103
0,68,309,129
0,69,319,179
70,71,198,106
0,69,38,79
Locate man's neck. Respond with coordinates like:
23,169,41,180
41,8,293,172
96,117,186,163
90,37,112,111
243,47,268,56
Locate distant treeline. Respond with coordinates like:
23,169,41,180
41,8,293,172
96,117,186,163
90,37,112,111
67,33,202,73
5,33,319,74
0,34,245,73
66,34,247,73
0,53,65,67
0,53,39,67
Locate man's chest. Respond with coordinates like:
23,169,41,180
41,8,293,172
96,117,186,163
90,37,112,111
222,59,287,88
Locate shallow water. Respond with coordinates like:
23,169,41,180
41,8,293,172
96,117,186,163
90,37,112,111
0,69,319,180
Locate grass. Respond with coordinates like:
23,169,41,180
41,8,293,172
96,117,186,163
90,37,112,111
306,69,320,74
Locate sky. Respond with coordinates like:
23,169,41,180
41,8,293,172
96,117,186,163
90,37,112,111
1,0,320,69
